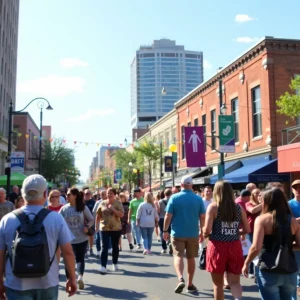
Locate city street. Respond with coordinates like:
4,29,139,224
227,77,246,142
58,240,260,299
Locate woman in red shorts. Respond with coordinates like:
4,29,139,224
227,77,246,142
203,181,250,300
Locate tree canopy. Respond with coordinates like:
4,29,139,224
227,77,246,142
276,76,300,121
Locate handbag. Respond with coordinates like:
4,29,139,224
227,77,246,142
83,210,95,236
259,216,298,274
199,247,207,270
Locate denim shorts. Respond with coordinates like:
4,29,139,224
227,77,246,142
6,285,58,300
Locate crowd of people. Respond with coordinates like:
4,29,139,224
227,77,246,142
0,175,299,299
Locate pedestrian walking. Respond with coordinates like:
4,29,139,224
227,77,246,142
163,175,205,294
96,188,124,274
119,192,134,251
59,188,94,290
204,180,250,300
47,189,64,212
0,174,77,299
158,188,172,254
14,196,25,209
0,188,14,220
243,187,300,300
128,188,144,249
136,192,159,254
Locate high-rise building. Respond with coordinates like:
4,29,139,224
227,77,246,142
0,1,20,174
131,39,203,130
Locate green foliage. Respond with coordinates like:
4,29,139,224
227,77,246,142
276,76,300,120
42,139,79,185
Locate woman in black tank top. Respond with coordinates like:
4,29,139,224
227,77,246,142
203,181,250,300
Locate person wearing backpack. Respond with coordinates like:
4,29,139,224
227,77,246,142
0,174,77,300
59,187,94,290
158,188,172,254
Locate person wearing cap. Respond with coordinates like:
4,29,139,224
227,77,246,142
0,174,77,299
288,179,300,297
163,175,205,294
128,187,144,249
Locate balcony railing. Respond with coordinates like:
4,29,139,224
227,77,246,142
282,125,300,145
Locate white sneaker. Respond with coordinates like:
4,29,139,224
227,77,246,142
248,274,255,279
108,248,113,254
143,250,148,255
161,249,167,254
99,266,108,274
112,264,119,271
77,276,84,290
136,244,141,249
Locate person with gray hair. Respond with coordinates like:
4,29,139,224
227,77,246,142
0,187,14,220
0,174,77,299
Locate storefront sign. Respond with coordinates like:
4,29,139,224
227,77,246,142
249,174,290,182
219,115,235,153
11,152,25,173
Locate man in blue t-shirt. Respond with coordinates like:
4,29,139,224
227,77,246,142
163,175,205,295
288,179,300,296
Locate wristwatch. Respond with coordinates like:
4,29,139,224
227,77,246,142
163,230,169,233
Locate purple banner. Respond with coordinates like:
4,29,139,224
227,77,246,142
184,126,206,167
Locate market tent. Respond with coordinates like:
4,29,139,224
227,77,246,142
0,172,27,186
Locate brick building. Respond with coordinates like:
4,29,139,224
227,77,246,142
173,36,300,187
13,112,39,174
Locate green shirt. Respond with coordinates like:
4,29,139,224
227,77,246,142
129,198,144,221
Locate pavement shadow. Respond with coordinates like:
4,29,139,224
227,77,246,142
120,253,145,259
121,269,176,278
78,285,147,299
120,261,169,268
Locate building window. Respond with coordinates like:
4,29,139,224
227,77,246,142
181,125,185,159
231,98,239,143
194,118,198,126
252,86,262,137
187,122,191,127
202,114,207,152
211,110,216,149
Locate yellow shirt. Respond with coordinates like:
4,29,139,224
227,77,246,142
97,200,124,231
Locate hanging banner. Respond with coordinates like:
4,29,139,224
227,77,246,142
115,168,122,181
164,156,173,172
219,115,235,153
11,152,25,173
184,126,206,167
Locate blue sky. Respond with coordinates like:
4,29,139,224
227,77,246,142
16,0,300,180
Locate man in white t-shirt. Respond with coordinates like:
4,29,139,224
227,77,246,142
202,186,212,210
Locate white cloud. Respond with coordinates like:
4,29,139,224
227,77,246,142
235,14,254,23
65,109,116,123
60,58,89,68
203,60,212,69
234,37,260,44
17,75,86,97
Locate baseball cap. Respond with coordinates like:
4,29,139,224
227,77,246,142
133,187,141,193
181,175,193,185
240,189,251,197
292,180,300,188
22,174,47,196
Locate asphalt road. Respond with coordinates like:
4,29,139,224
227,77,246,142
58,238,261,299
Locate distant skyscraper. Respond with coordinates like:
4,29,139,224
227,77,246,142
131,39,203,129
0,1,20,174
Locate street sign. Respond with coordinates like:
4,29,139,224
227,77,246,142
219,115,235,153
11,152,25,173
115,168,122,181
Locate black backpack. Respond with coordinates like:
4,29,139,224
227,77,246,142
9,208,56,278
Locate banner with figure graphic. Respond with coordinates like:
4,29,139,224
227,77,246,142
219,115,235,153
184,126,206,167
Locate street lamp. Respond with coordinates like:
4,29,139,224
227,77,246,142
132,167,140,188
169,143,177,187
6,98,53,192
128,162,133,192
218,80,226,180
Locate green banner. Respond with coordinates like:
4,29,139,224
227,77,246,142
218,115,235,153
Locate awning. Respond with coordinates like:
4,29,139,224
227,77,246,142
192,167,213,185
142,180,161,192
164,167,201,188
277,142,300,172
209,160,243,184
222,158,290,183
0,172,27,186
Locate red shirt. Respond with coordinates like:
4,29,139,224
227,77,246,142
48,204,64,213
245,202,260,233
235,197,246,212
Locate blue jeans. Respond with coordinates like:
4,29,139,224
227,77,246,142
6,286,58,300
131,220,141,245
256,268,297,300
159,218,170,250
96,232,101,251
100,230,121,268
140,227,154,250
294,251,300,287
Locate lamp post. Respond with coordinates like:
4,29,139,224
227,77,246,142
218,80,227,180
6,98,53,192
128,162,133,192
133,168,140,188
169,144,177,188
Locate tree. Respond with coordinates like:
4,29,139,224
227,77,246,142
134,139,162,190
114,149,138,189
276,76,300,121
42,139,79,185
